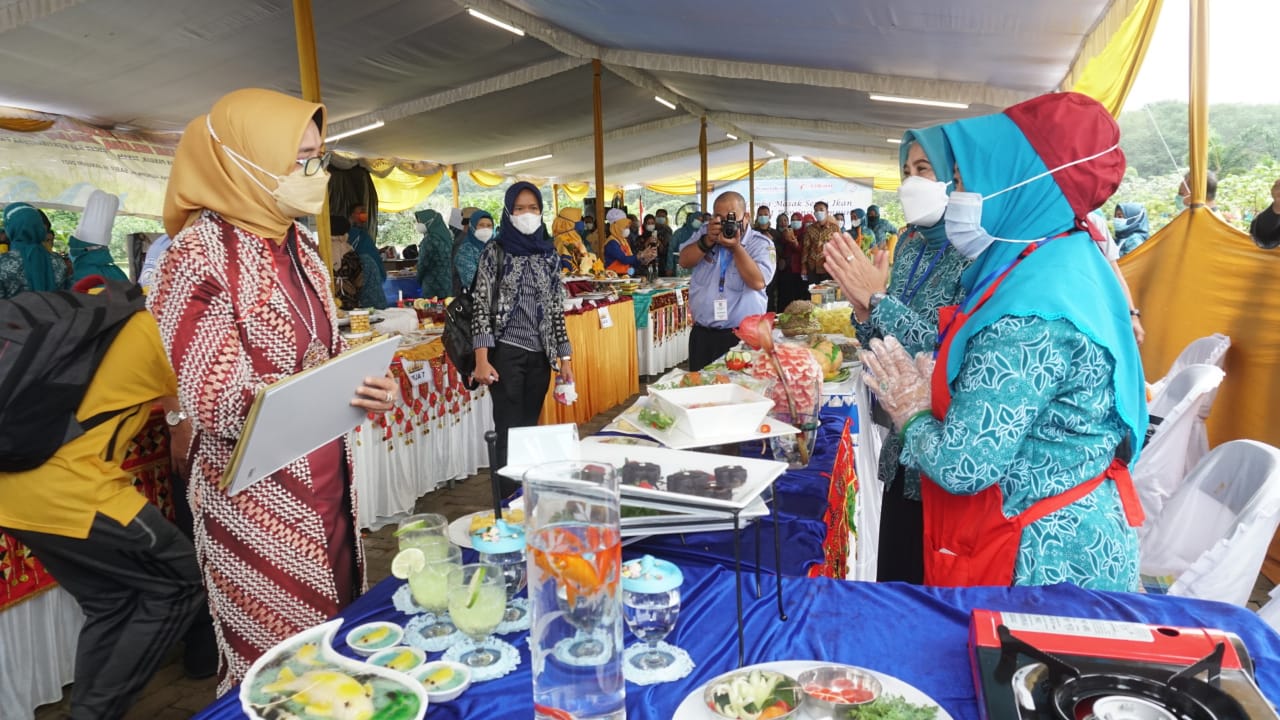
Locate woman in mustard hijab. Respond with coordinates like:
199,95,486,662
147,88,397,693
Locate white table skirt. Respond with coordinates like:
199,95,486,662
637,324,690,376
0,587,84,719
351,387,494,530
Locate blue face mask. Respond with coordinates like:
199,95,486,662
691,218,703,229
656,216,667,225
815,210,827,222
790,220,802,230
574,220,585,233
1112,218,1125,233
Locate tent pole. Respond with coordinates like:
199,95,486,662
1187,0,1209,209
450,165,460,207
593,59,606,254
699,116,708,211
292,0,332,281
783,158,790,211
748,142,755,213
553,183,560,216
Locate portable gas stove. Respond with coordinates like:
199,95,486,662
970,610,1279,720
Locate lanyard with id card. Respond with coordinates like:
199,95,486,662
713,247,730,322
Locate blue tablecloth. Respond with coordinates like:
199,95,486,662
193,562,1280,720
193,404,1280,719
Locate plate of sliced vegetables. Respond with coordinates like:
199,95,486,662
674,661,952,720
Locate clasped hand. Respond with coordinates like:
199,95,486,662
860,336,934,430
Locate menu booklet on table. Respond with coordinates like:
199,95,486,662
220,335,401,496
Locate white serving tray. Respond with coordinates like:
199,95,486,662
500,441,788,513
614,398,799,451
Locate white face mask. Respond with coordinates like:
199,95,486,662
645,224,655,232
207,116,328,218
851,217,862,227
898,175,950,227
474,227,494,242
414,222,427,233
943,142,1123,260
621,228,631,238
814,210,827,222
510,212,542,235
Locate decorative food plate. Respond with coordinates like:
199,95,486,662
616,398,800,451
673,660,953,720
240,619,428,720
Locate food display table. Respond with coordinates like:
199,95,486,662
539,296,639,426
633,287,691,376
351,343,493,529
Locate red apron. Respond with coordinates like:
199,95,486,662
919,244,1145,587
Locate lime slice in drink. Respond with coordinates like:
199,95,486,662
390,548,426,579
466,566,487,608
393,519,428,537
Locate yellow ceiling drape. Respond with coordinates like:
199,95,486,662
805,158,903,191
1065,0,1164,116
560,181,591,203
371,166,445,213
642,160,768,196
469,169,507,188
0,117,55,132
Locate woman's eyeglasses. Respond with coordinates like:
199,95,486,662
296,152,333,176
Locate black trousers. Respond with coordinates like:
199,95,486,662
876,465,925,584
688,324,740,372
490,343,552,497
7,504,204,720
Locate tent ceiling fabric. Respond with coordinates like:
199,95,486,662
0,0,1136,188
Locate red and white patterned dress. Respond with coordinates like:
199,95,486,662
148,211,366,694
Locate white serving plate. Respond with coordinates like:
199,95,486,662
612,398,799,451
648,384,775,442
673,660,954,720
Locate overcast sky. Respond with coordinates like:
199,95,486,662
1123,0,1280,110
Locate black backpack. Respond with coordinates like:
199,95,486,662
443,244,504,391
0,280,146,471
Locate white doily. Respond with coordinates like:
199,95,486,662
494,597,531,635
622,641,695,685
551,630,616,667
403,612,464,653
391,584,428,616
442,637,521,682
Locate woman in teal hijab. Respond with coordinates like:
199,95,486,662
347,206,387,309
860,92,1146,591
454,209,492,290
1,202,70,298
414,208,453,299
822,124,971,584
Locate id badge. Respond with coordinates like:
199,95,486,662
713,298,729,322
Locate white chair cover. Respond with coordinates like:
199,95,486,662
1147,333,1231,402
1140,440,1280,607
851,375,884,581
1256,585,1280,634
1134,364,1225,521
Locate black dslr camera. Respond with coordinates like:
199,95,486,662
721,212,739,239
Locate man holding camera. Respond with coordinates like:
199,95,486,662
678,191,776,371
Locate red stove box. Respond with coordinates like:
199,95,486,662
968,609,1274,720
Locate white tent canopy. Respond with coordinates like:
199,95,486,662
0,0,1135,188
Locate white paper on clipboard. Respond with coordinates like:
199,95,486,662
221,335,401,495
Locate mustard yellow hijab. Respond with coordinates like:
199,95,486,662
607,217,633,253
164,88,326,239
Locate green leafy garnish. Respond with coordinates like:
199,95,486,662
843,695,939,720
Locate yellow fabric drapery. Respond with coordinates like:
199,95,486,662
642,160,768,196
805,158,903,191
1119,209,1280,450
370,166,445,213
560,182,591,203
1066,0,1164,116
469,169,507,188
539,302,639,426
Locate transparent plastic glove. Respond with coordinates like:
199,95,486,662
860,336,934,430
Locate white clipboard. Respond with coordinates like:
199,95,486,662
221,335,401,495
